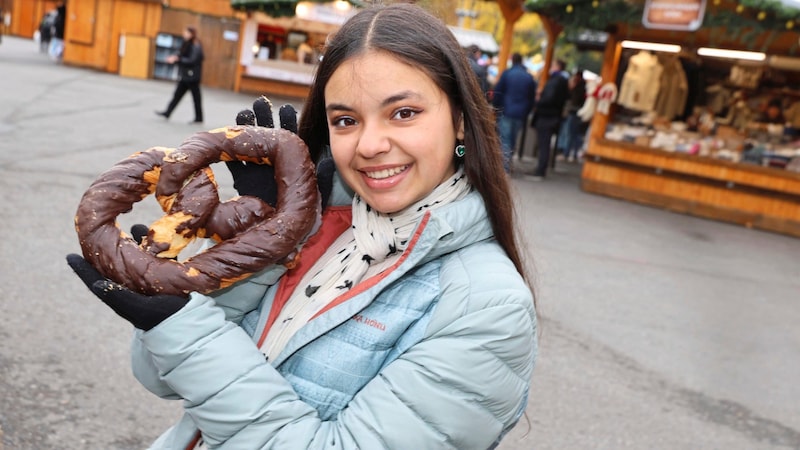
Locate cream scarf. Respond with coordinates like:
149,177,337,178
260,167,471,360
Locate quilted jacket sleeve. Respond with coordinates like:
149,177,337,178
131,266,283,399
134,241,537,449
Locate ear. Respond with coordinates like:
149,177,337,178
456,114,465,141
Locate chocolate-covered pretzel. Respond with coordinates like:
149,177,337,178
74,125,320,296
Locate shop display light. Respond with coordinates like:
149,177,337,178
696,47,767,61
620,40,681,53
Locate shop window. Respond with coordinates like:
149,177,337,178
254,25,286,61
154,33,183,81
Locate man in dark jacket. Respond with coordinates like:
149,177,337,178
530,59,570,180
492,53,537,173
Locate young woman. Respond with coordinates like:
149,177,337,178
156,26,205,123
68,4,537,449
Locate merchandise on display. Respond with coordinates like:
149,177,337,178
605,47,800,173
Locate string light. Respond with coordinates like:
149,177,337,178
621,40,681,53
697,47,766,61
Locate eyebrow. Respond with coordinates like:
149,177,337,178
325,90,421,114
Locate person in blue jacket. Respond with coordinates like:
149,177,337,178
67,3,538,449
492,52,537,173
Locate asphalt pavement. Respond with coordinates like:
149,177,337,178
1,35,799,449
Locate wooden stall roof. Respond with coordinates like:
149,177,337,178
524,0,800,54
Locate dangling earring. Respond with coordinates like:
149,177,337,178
454,144,466,158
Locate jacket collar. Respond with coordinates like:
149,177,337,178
268,190,492,366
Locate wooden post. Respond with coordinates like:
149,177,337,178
233,15,247,93
588,32,621,144
495,0,523,73
538,15,563,88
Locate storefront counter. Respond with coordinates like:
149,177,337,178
239,59,315,98
582,138,800,238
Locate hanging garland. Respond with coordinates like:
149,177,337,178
524,0,800,33
230,0,299,17
230,0,366,18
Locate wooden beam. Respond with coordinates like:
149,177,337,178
537,15,562,87
495,0,524,73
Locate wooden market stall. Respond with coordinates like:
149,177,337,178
233,6,351,98
527,0,800,238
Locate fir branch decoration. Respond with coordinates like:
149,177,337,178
524,0,800,32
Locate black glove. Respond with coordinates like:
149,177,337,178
225,96,294,207
130,223,149,245
228,96,335,210
66,254,189,331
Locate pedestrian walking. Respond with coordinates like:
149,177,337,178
557,70,589,162
492,53,537,173
530,59,570,180
155,26,204,123
67,3,537,449
47,2,66,61
467,44,489,96
38,10,57,53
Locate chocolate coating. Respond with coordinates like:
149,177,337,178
74,126,320,296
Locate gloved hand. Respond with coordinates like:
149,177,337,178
228,96,334,210
66,254,189,331
225,96,293,207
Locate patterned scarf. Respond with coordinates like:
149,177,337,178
259,167,472,360
303,167,471,299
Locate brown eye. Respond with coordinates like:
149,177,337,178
331,116,357,127
393,108,420,120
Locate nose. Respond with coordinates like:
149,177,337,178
356,120,391,158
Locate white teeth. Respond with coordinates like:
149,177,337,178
365,165,408,179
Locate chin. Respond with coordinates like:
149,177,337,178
367,198,407,215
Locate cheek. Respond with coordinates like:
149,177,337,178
329,134,350,159
329,136,357,177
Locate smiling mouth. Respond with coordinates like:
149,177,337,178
364,165,409,179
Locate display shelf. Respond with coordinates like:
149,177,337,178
153,33,183,81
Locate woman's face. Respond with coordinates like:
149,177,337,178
324,51,462,214
183,29,193,40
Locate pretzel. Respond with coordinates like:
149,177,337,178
74,125,320,296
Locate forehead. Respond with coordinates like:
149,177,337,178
324,51,443,102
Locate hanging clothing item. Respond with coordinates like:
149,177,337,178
618,51,663,112
784,101,800,128
654,54,688,120
705,84,732,115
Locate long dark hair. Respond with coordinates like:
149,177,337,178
298,3,534,297
180,26,198,55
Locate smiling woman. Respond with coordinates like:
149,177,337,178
67,3,538,449
324,51,463,214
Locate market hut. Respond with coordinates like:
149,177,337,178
526,0,800,238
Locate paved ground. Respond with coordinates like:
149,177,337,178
1,35,799,449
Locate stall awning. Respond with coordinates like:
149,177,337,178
232,1,298,17
447,26,499,54
231,0,363,19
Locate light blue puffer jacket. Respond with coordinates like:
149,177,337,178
130,190,538,450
